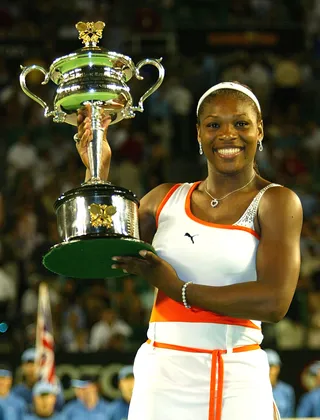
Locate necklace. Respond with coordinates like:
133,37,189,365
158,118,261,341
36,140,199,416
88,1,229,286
205,173,256,208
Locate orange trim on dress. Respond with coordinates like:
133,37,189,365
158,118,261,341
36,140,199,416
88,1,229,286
149,291,261,330
146,339,260,420
185,181,261,240
155,183,181,227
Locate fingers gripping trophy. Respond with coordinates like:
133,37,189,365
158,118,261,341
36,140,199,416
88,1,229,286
19,22,165,279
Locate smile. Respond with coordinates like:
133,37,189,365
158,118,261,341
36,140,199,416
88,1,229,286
213,147,244,159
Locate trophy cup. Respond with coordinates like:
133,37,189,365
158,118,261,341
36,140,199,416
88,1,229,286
19,22,165,279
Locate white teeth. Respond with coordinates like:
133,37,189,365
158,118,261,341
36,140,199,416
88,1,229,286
217,148,241,155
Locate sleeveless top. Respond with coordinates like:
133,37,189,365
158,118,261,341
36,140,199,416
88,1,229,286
147,181,282,351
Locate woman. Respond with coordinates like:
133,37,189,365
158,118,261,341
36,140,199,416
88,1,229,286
76,82,302,420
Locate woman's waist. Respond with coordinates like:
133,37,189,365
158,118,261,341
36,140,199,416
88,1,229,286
150,290,261,330
147,321,263,350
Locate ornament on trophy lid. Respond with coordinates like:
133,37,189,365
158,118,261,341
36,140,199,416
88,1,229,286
76,21,105,47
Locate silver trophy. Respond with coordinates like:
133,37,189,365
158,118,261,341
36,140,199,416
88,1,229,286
19,21,165,279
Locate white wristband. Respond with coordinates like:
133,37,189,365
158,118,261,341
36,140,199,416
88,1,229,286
182,281,193,309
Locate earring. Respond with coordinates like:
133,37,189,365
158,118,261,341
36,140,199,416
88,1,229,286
199,142,203,155
258,140,263,152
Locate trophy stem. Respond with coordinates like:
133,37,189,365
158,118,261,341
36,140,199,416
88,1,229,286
85,103,108,185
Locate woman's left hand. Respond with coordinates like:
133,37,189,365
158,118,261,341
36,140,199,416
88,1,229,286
112,251,183,301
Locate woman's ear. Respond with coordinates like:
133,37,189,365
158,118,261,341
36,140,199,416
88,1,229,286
257,119,264,142
196,124,201,142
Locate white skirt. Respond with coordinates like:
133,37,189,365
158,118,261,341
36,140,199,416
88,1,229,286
128,342,277,420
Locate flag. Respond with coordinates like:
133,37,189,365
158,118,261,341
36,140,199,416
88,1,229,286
35,282,56,384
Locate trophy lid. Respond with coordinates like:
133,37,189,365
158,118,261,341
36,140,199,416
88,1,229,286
49,21,135,84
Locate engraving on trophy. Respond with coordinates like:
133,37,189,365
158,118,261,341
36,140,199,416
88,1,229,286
76,21,105,47
89,203,117,228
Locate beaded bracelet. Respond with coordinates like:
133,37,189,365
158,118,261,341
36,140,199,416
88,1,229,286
182,281,193,309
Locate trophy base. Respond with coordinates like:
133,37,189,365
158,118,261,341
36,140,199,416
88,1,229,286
42,236,155,279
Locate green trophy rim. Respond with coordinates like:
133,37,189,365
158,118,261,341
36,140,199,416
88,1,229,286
56,91,125,112
50,51,135,84
43,237,155,279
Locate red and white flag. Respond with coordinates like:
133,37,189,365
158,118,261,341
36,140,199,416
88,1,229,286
35,282,56,384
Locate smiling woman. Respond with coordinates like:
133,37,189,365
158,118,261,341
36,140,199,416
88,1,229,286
197,82,263,176
76,81,303,420
197,81,263,176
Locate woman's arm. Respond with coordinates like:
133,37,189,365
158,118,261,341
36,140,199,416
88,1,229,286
185,187,303,323
138,183,176,244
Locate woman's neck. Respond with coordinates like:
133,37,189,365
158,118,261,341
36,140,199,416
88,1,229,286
205,165,256,197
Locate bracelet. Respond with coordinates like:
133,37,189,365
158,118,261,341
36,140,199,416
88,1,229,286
182,281,193,309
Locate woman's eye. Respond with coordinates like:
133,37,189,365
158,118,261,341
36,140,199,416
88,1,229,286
207,122,220,128
235,121,249,127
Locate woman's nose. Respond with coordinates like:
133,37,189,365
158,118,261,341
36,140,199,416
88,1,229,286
218,123,237,140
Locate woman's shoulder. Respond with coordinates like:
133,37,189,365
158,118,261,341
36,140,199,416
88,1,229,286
145,182,180,199
140,182,185,214
257,178,303,225
257,177,300,204
138,182,192,243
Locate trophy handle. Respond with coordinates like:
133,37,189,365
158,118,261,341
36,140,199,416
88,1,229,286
130,58,165,114
19,65,66,123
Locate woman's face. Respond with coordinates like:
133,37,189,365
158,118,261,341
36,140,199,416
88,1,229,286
197,95,263,174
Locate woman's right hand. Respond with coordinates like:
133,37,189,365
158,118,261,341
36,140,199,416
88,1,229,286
76,103,112,177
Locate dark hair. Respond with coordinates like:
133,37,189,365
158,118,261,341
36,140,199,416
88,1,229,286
197,82,262,174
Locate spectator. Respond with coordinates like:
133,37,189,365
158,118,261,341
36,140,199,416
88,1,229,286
303,121,320,164
146,89,172,154
12,349,39,411
143,135,169,192
297,361,320,418
114,277,145,326
0,364,26,420
280,150,307,185
107,365,134,420
89,307,132,351
221,58,249,86
60,310,84,352
12,349,64,412
164,76,193,157
62,374,111,419
250,0,272,19
246,55,272,114
273,54,302,110
292,173,319,220
20,281,39,321
6,134,38,187
0,256,16,318
67,330,90,353
265,349,295,418
23,381,65,420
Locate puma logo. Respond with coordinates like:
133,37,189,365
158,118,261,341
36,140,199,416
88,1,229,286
184,233,198,244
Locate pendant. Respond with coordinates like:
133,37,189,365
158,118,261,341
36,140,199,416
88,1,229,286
210,198,219,208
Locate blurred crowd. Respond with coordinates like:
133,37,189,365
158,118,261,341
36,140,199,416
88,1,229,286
0,347,135,419
0,0,319,364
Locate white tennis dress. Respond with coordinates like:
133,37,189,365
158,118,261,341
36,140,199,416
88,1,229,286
128,181,282,420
